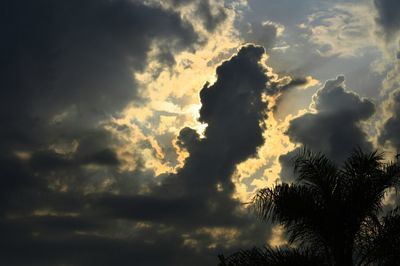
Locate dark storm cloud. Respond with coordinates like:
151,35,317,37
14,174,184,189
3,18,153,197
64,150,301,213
1,0,199,151
163,45,269,196
379,90,400,150
280,76,375,181
374,0,400,40
0,0,199,197
0,0,231,265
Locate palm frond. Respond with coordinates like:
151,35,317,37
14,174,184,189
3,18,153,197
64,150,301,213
252,184,327,246
218,246,326,266
359,208,400,266
222,148,400,266
340,150,400,236
252,184,318,224
292,147,339,197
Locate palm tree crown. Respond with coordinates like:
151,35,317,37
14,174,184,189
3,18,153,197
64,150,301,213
219,149,400,266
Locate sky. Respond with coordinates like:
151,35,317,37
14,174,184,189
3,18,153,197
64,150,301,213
2,0,400,265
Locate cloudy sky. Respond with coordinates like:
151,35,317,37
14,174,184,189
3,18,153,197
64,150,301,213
2,0,400,265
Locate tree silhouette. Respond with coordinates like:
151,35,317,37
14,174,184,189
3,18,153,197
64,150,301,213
219,149,400,266
218,246,324,266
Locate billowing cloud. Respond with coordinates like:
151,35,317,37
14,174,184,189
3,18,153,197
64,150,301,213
164,45,269,195
280,76,375,181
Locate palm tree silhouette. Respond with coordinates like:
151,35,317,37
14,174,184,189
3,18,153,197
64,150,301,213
219,149,400,266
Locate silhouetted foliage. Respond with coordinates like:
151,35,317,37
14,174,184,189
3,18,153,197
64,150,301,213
219,148,400,266
218,246,325,266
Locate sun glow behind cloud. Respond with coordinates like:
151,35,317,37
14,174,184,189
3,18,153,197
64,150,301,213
113,28,320,203
108,7,242,177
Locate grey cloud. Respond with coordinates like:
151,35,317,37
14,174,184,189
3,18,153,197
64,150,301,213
196,0,227,32
240,22,280,49
166,0,227,32
374,0,400,40
310,76,374,120
280,76,375,181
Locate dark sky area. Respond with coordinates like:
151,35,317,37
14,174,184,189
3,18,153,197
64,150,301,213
2,0,400,265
